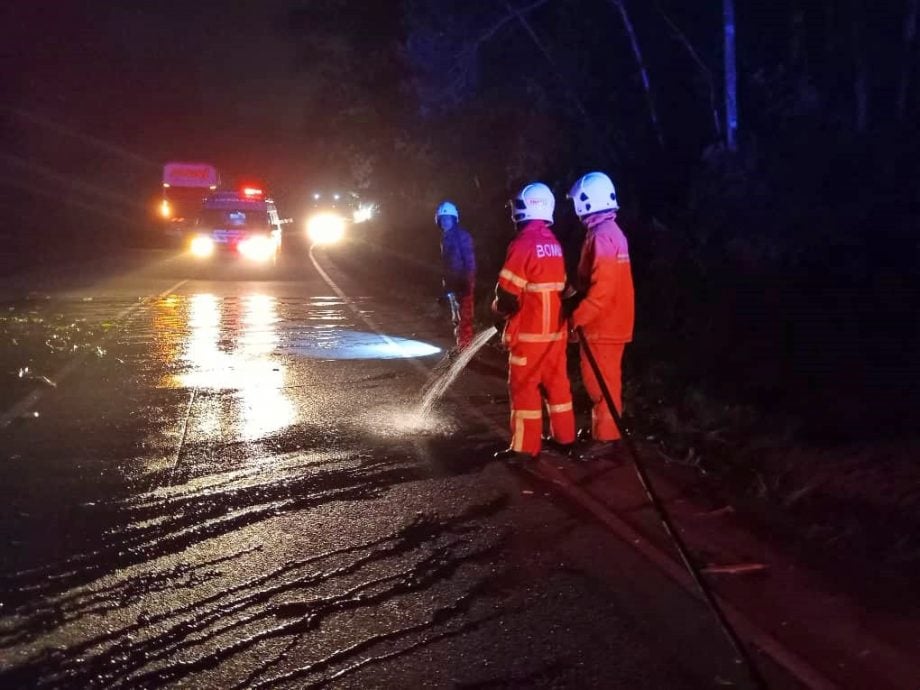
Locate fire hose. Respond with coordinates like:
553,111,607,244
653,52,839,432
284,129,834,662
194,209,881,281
576,327,767,690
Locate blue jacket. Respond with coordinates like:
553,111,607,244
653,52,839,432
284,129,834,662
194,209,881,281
440,226,476,295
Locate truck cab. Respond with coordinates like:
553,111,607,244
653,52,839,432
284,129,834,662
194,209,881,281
189,187,282,264
158,162,219,241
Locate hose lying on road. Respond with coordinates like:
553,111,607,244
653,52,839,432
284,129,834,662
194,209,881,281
576,327,768,690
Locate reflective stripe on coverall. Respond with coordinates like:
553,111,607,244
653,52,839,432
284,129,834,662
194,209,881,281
441,226,476,349
495,220,576,455
571,210,635,441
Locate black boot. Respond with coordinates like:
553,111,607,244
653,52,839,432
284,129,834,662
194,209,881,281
541,435,575,457
576,439,623,462
493,448,538,463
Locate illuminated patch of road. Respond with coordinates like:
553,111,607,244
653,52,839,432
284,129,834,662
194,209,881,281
284,329,440,361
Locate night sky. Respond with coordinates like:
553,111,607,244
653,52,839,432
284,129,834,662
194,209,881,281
4,3,307,181
3,0,920,271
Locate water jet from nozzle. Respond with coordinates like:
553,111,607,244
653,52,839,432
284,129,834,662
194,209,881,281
417,326,498,417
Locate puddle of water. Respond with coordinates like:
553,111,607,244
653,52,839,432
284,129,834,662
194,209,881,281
285,329,441,360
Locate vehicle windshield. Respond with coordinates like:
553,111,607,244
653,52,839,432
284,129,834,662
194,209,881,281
197,209,270,230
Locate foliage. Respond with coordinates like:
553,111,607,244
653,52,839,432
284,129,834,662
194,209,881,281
385,0,920,442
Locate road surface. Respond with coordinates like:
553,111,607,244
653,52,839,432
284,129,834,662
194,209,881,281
0,245,796,688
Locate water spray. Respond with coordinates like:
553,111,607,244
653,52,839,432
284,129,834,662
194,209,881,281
417,326,498,416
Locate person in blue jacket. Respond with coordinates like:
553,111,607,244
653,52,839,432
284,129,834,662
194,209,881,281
435,200,476,350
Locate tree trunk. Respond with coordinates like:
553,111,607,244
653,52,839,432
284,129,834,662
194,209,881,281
723,0,739,151
824,1,837,57
851,0,869,132
897,0,919,122
608,0,664,147
655,1,721,140
790,6,805,66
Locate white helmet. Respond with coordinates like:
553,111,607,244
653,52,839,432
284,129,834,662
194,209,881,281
435,200,459,223
510,182,555,224
568,171,619,218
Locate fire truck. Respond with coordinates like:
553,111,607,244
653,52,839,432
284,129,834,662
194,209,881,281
188,186,284,264
157,162,219,240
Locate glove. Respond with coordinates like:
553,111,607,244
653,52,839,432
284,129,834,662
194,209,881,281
445,292,460,322
561,286,580,318
493,287,520,317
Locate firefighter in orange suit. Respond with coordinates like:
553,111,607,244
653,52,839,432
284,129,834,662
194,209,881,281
567,172,635,459
492,182,576,461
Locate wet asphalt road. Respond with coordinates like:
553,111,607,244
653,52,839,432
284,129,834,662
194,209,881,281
0,247,764,688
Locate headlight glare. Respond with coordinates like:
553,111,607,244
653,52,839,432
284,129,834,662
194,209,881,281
307,212,346,245
190,235,215,258
238,236,276,262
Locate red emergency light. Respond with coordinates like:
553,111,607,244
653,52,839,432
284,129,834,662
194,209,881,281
241,186,264,198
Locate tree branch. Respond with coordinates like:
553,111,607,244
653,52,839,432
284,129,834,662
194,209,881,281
435,0,553,108
897,0,919,121
478,0,552,48
654,1,721,139
503,0,620,164
608,0,665,147
722,0,739,149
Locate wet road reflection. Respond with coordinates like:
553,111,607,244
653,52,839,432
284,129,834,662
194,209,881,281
283,329,441,360
0,266,721,690
156,293,440,443
170,293,294,441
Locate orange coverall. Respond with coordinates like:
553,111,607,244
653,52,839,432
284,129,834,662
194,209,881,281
494,220,576,456
571,210,635,441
